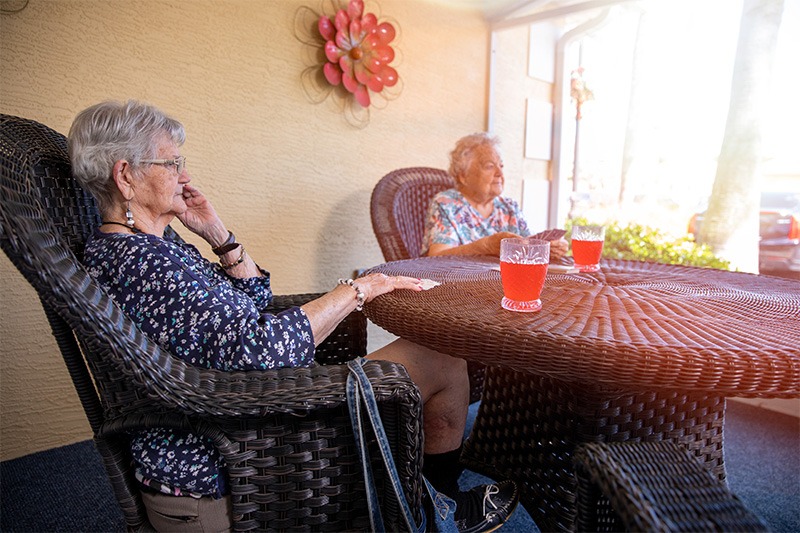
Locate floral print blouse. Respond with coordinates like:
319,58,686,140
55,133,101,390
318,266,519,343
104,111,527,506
420,188,531,255
83,229,315,497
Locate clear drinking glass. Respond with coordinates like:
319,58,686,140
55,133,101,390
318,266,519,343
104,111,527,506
500,238,550,312
571,225,605,272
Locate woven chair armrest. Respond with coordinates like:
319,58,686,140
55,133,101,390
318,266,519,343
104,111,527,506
573,441,768,532
266,292,368,364
122,357,417,419
98,357,419,432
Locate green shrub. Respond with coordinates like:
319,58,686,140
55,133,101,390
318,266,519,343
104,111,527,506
565,218,731,270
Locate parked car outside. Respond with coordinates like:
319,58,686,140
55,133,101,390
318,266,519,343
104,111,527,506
688,191,800,278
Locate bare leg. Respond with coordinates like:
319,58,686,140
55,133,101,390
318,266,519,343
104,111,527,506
370,339,519,530
369,338,469,454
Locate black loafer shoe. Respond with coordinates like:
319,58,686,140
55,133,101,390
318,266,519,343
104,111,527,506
453,480,520,533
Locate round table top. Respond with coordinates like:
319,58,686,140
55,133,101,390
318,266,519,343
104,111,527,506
362,256,800,397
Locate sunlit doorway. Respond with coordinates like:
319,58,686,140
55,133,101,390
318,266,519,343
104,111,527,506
489,0,799,274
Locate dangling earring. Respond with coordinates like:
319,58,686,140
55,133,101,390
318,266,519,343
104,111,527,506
125,201,135,228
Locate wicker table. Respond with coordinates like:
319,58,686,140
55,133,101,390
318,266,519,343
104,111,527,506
362,256,800,531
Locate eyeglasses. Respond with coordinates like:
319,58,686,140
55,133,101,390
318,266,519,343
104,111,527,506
140,156,186,175
481,160,503,172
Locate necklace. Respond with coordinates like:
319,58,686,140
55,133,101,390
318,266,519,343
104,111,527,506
100,221,142,234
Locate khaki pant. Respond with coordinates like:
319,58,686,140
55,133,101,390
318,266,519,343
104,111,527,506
141,491,232,533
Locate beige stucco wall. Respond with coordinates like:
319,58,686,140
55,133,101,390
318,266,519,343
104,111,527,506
0,0,490,461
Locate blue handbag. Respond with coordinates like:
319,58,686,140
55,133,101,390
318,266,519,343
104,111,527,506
346,357,458,533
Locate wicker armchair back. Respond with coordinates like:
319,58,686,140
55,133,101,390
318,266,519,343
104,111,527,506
370,166,454,262
370,167,486,404
0,114,424,532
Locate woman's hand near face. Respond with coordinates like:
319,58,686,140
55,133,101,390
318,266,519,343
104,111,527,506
176,184,228,245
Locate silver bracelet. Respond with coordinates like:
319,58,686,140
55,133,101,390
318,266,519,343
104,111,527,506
338,278,365,311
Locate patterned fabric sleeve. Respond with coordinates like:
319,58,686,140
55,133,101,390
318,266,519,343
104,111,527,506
224,267,273,311
421,191,462,254
498,196,531,237
84,231,314,372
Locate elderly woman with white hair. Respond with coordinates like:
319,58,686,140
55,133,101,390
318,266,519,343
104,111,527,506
68,101,519,533
422,132,568,259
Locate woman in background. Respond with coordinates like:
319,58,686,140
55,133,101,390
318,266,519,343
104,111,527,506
422,132,568,259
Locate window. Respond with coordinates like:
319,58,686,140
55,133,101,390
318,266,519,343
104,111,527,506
490,0,799,238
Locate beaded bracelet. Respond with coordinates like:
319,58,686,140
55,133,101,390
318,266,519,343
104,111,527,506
338,278,365,311
212,231,240,255
220,247,246,270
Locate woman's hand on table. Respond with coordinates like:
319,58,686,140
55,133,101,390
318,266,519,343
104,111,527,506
426,231,521,257
549,238,569,261
479,232,522,256
357,273,424,303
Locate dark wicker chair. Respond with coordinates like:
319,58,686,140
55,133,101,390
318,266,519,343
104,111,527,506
574,442,769,532
0,114,425,532
370,167,486,404
370,167,454,263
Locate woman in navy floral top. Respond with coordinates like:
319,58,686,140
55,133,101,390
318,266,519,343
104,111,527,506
68,101,520,532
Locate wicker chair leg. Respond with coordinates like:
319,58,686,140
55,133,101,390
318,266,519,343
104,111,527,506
466,361,486,404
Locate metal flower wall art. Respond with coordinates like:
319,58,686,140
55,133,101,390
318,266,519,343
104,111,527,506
295,0,401,128
320,0,398,107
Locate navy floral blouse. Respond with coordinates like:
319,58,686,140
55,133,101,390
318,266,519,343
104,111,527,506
83,229,315,497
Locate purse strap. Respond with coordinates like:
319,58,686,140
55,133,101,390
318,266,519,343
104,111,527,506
346,357,420,533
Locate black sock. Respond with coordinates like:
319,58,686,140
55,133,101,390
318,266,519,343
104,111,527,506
422,444,465,496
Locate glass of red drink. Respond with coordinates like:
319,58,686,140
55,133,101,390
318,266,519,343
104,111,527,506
571,225,605,272
499,238,550,312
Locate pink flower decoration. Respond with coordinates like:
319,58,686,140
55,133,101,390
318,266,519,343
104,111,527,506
318,0,398,107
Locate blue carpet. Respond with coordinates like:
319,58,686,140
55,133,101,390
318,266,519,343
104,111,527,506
1,400,797,532
721,401,800,533
1,439,126,532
